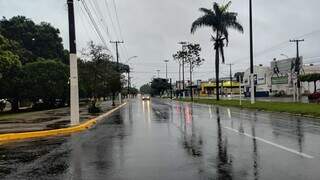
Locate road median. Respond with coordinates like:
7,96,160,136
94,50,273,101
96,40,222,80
0,102,127,144
178,98,320,119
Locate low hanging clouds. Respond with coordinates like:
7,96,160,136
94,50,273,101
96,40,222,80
1,0,320,87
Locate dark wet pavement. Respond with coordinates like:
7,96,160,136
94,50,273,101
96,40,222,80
1,98,320,179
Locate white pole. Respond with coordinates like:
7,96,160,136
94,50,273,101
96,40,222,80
70,54,80,126
240,81,242,106
119,92,122,104
251,74,255,104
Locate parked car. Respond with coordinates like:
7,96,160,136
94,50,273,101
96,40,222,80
308,90,320,103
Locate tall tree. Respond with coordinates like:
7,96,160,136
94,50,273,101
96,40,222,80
23,60,69,107
0,16,65,63
185,43,204,100
0,35,23,111
140,84,152,95
191,1,243,100
151,78,171,97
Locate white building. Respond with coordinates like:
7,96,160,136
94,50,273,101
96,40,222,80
243,57,320,97
243,65,272,97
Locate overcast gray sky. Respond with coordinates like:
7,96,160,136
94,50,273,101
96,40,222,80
1,0,320,87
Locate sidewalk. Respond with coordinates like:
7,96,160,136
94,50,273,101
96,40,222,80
0,101,117,134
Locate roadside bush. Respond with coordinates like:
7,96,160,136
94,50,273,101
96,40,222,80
88,100,101,114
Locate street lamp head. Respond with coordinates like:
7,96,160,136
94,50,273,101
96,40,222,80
178,41,187,45
164,60,169,63
280,54,289,58
126,56,138,63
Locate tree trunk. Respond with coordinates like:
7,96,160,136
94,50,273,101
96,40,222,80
215,44,220,101
112,92,115,106
314,81,317,93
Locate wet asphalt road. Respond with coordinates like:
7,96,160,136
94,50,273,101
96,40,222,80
1,98,320,180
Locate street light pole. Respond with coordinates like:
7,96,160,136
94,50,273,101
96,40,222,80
164,60,169,79
249,0,255,104
179,41,187,98
126,56,138,99
67,0,80,126
226,63,234,98
157,70,160,78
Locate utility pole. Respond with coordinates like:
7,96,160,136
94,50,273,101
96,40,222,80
164,60,169,79
290,39,304,101
189,61,193,101
127,70,130,99
179,41,187,98
67,0,79,126
226,63,234,98
110,41,124,70
178,61,181,97
110,40,124,106
157,70,160,78
170,78,173,99
249,0,255,104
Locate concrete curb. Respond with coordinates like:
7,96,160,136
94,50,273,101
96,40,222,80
0,102,127,144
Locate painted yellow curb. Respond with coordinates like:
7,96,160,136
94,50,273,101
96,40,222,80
0,102,127,144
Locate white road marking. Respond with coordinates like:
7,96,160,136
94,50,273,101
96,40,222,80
224,127,314,159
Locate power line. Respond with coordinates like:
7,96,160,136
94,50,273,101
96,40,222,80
111,0,129,60
80,0,109,49
75,2,95,44
231,28,320,65
104,0,121,40
90,0,112,40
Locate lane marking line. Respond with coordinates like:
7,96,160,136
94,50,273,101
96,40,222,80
224,127,314,159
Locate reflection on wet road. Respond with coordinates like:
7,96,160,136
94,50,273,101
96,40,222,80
1,98,320,179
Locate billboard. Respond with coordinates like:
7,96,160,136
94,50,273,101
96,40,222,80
271,76,288,85
271,57,303,75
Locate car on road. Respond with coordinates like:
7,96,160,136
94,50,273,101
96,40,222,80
308,90,320,103
142,95,151,101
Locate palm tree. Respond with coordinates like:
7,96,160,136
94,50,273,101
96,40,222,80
191,1,243,100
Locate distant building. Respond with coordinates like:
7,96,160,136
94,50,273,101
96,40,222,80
243,65,272,97
200,80,240,96
243,57,320,97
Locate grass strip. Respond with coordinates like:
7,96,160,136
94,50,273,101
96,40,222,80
179,98,320,118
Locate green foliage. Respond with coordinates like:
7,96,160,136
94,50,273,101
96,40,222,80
151,78,171,96
0,16,65,64
79,42,127,99
173,43,204,69
88,100,102,114
299,74,320,82
140,84,152,94
23,60,69,106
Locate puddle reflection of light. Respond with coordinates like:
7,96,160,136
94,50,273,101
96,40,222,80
209,106,213,119
185,105,192,125
142,100,145,113
147,100,151,123
227,108,232,119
